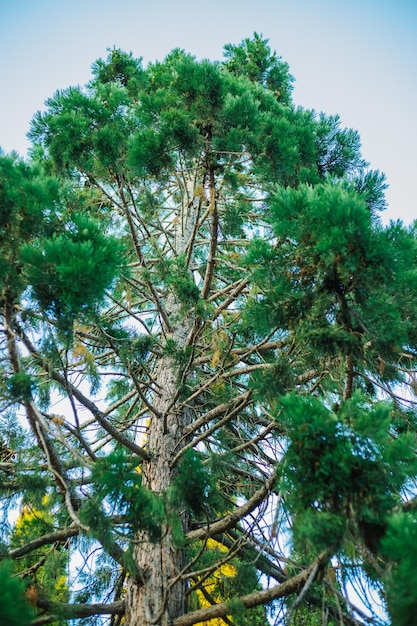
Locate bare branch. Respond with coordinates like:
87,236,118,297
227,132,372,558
34,598,125,620
6,526,79,559
201,164,218,298
15,325,151,461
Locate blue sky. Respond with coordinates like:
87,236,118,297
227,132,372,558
1,0,416,223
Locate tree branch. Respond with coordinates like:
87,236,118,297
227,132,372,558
5,526,79,559
201,163,218,298
15,325,151,461
173,553,329,626
34,598,125,620
187,468,278,541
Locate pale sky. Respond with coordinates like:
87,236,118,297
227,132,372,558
1,0,416,224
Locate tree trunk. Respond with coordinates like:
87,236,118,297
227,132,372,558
125,357,192,625
126,175,202,625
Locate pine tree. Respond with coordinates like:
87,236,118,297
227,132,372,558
1,35,417,626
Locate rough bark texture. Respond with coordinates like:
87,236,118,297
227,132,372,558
125,356,192,625
126,178,199,625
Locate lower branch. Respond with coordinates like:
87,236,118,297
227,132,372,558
4,526,78,558
33,599,125,622
173,553,329,626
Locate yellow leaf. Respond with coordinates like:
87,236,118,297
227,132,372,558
72,342,95,366
193,538,237,624
210,348,222,370
51,415,65,425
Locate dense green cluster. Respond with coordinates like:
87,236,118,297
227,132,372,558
20,213,123,331
84,449,164,542
382,511,417,626
0,154,124,338
279,393,417,554
0,560,34,626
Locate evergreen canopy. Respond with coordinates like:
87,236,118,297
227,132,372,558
1,34,417,626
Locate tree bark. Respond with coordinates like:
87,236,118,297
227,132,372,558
125,354,192,625
125,174,200,625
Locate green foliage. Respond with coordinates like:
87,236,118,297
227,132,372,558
157,255,200,308
244,182,417,398
235,607,270,626
87,449,165,541
29,38,321,192
130,334,157,363
99,323,156,377
249,358,292,403
227,597,247,622
162,338,193,375
279,393,417,554
382,511,417,626
286,604,339,626
315,113,368,177
225,559,266,601
91,48,145,96
221,199,247,238
350,168,388,214
128,126,175,178
0,154,60,238
292,509,346,554
20,213,124,332
250,183,381,311
29,82,137,175
0,560,34,626
6,372,35,402
223,32,294,103
0,154,62,302
10,498,69,614
171,449,221,517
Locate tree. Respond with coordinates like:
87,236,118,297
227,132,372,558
1,34,417,626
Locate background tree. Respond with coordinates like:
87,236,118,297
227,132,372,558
1,35,417,626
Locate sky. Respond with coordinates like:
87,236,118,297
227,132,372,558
1,0,416,224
